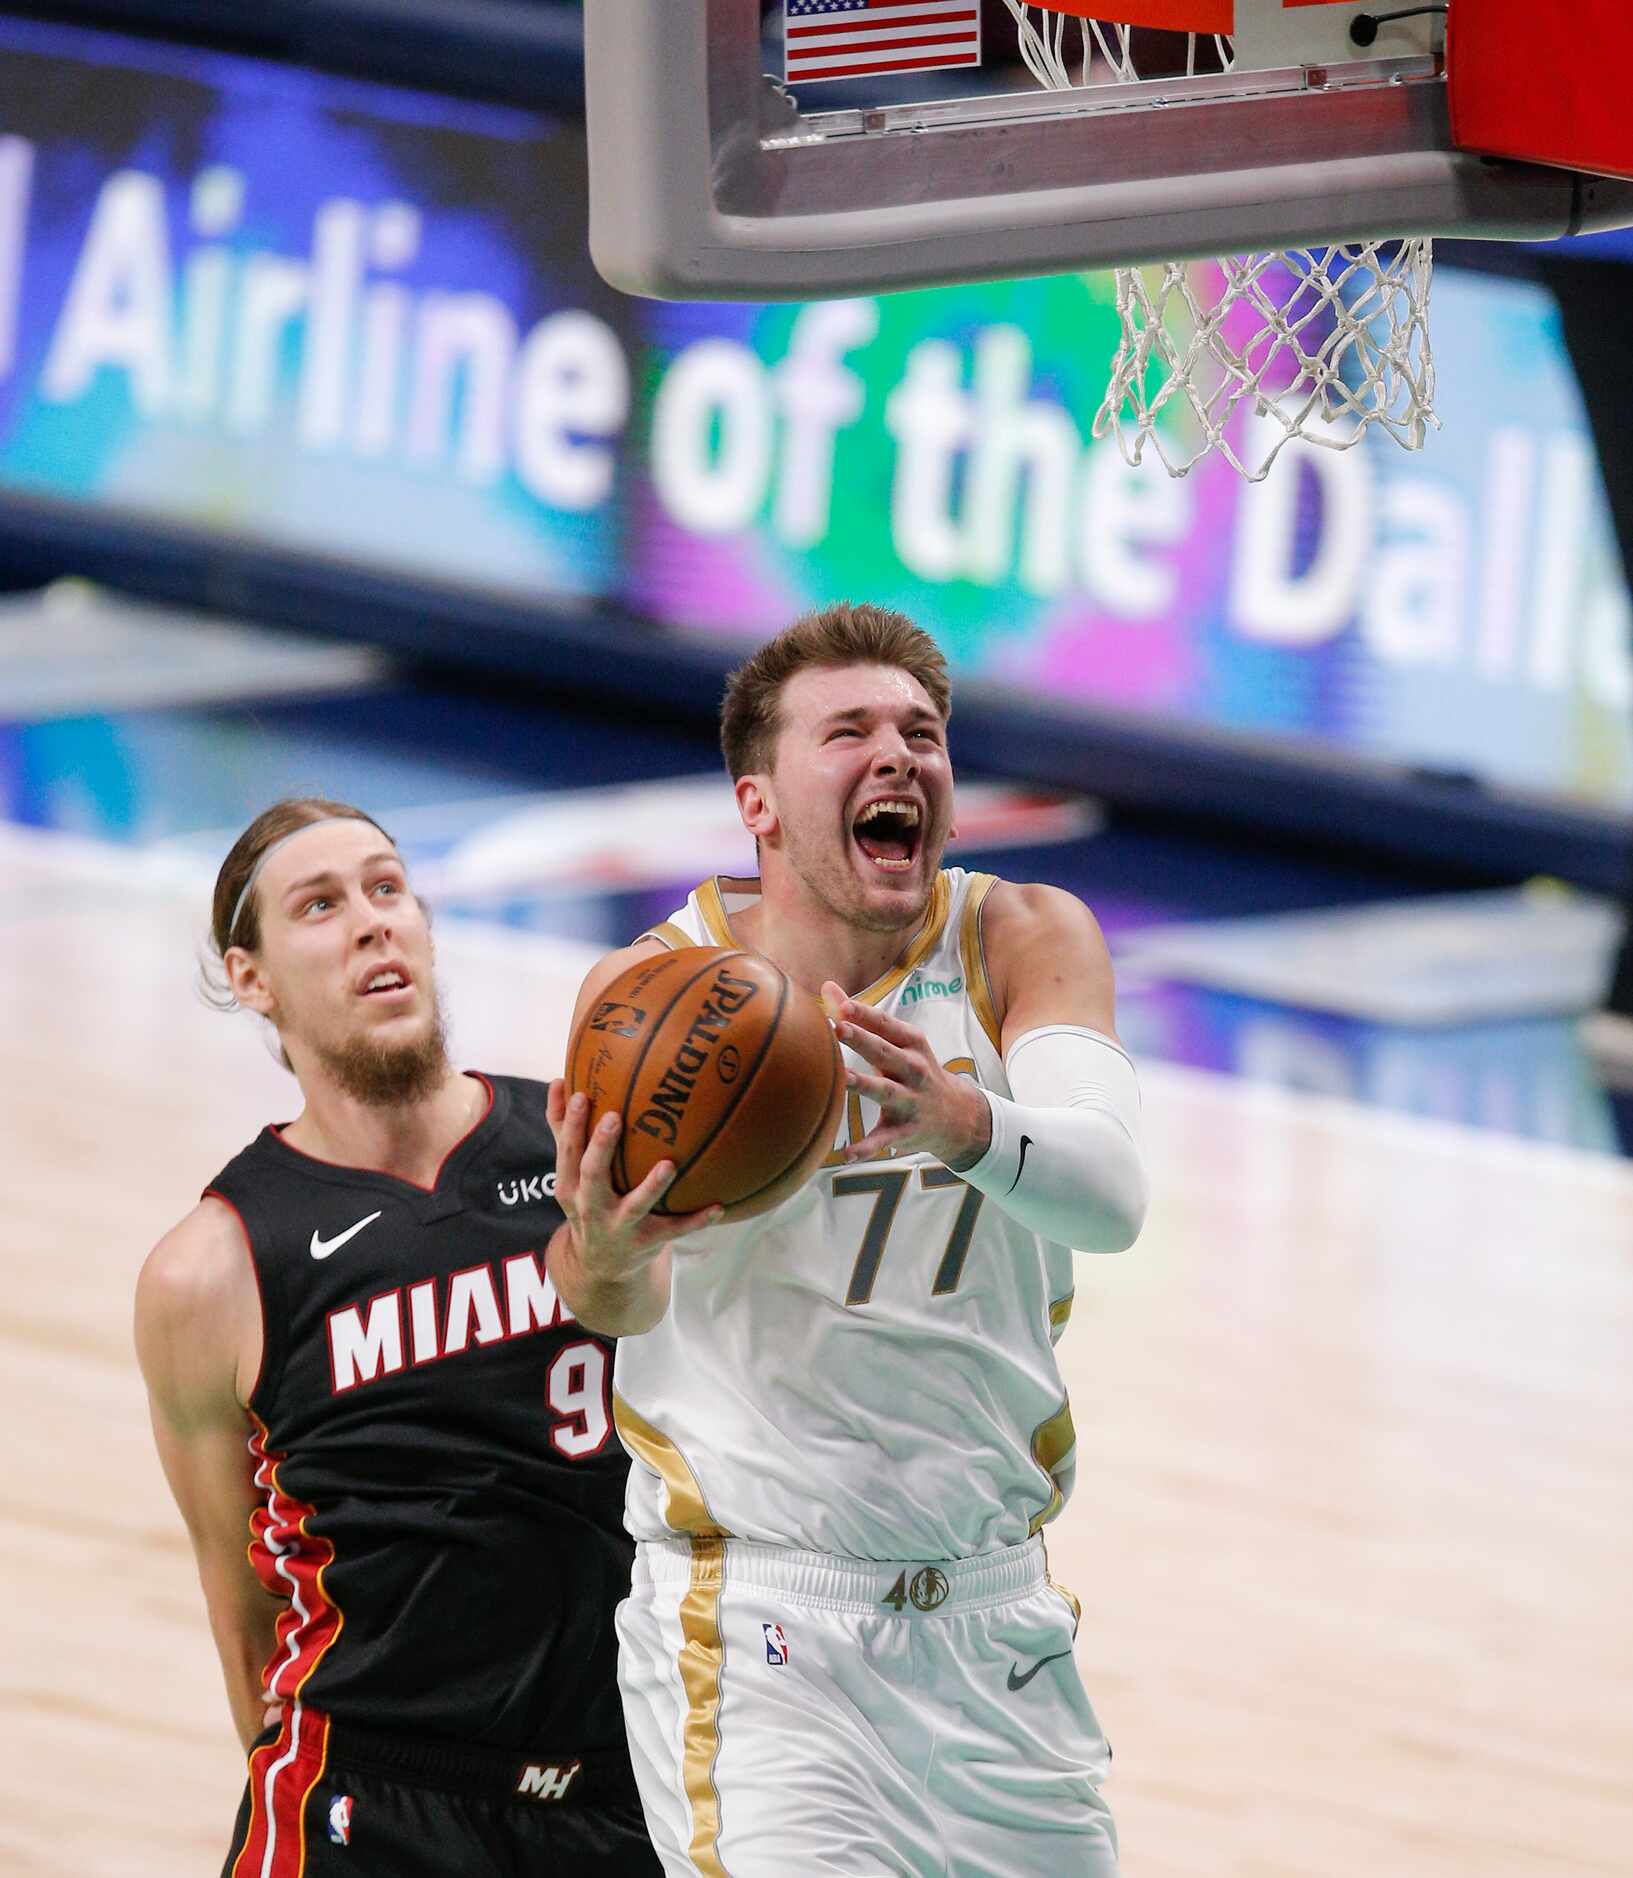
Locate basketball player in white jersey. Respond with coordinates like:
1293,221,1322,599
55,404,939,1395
546,603,1148,1877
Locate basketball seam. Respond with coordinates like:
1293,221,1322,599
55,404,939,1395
742,1027,841,1206
654,967,789,1212
605,950,745,1194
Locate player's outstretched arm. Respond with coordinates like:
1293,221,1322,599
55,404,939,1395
836,881,1146,1253
134,1201,283,1750
547,943,723,1337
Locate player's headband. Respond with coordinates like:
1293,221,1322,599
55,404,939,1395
226,816,389,946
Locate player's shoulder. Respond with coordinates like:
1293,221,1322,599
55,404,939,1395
479,1069,550,1106
978,878,1114,1027
136,1196,256,1349
571,931,679,1026
476,1072,561,1159
980,876,1107,950
136,1195,263,1415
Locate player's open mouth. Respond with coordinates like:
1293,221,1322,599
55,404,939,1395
358,965,413,998
852,798,921,873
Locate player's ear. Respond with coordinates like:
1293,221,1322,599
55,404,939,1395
224,945,276,1017
735,772,778,841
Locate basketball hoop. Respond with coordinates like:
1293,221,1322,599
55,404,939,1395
584,0,1633,397
1003,1,1439,480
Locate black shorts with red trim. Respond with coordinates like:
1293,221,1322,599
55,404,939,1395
222,1708,660,1877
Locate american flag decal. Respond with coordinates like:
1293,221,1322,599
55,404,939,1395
784,0,983,87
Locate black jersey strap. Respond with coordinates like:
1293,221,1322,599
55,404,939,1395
319,1718,639,1806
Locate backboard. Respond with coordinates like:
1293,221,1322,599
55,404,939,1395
584,0,1633,302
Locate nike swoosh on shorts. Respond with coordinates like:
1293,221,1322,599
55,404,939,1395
1006,1648,1072,1693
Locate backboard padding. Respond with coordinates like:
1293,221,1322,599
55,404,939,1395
1449,0,1633,184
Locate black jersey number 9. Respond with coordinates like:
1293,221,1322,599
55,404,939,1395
547,1339,613,1458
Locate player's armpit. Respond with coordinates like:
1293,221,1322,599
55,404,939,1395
981,880,1118,1055
135,1201,281,1750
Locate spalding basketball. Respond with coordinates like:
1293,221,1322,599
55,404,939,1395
565,946,845,1223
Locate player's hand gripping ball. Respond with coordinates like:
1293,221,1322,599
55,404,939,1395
565,947,845,1224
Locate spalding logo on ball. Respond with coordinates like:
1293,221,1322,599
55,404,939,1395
565,947,845,1224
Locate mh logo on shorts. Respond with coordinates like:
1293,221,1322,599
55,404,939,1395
763,1622,790,1666
327,1795,353,1845
516,1761,581,1802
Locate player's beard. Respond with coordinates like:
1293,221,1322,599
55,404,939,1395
309,990,452,1106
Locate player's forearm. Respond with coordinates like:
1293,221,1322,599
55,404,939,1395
547,1224,671,1337
201,1578,282,1750
219,1651,272,1752
956,1026,1148,1253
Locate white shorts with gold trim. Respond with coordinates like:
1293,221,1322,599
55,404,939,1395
615,1533,1119,1878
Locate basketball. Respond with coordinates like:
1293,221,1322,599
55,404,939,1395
565,946,845,1223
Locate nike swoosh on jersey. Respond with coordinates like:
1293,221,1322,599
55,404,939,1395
1008,1134,1034,1195
309,1210,383,1260
1006,1647,1072,1693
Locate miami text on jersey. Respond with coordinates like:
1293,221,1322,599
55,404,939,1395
326,1250,570,1392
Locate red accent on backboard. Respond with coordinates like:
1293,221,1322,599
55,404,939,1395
1448,0,1633,184
1032,2,1234,33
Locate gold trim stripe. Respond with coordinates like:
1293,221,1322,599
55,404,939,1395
678,1537,730,1878
1033,1397,1076,1474
958,871,1003,1052
696,878,737,948
695,873,952,1010
856,870,952,1007
613,1395,727,1538
639,921,695,952
1028,1395,1076,1535
1049,1293,1075,1331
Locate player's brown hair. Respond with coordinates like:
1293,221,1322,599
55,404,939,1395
202,797,394,1016
720,601,952,780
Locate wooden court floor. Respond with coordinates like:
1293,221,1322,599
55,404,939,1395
3,823,1630,1877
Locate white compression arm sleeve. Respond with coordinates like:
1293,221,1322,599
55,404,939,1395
954,1026,1147,1253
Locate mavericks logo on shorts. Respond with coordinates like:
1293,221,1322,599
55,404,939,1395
763,1621,790,1666
327,1795,353,1845
880,1566,950,1612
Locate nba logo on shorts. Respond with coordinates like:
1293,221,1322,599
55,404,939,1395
328,1795,353,1845
763,1622,789,1666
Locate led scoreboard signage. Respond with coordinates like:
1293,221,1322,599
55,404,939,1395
0,15,1627,811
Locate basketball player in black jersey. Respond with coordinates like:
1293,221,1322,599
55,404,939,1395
135,798,704,1877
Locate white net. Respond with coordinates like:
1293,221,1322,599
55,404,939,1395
1000,2,1439,481
1007,3,1231,88
1103,242,1436,480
